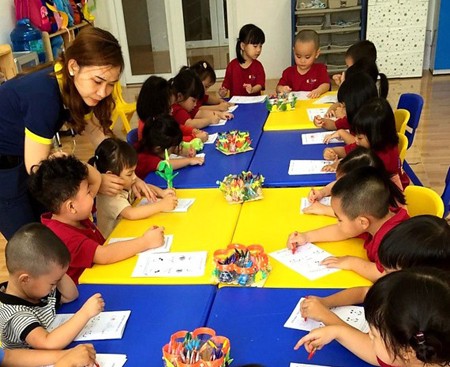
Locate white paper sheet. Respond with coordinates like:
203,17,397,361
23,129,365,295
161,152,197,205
108,235,173,255
138,198,195,213
228,105,239,112
205,133,218,144
210,118,227,127
169,153,205,159
270,244,339,280
291,91,310,100
301,131,342,145
132,251,207,277
300,197,331,212
306,108,329,122
229,95,266,104
96,354,127,367
284,297,369,333
288,160,334,175
313,94,338,104
48,311,131,341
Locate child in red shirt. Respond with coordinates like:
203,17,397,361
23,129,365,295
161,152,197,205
219,24,266,97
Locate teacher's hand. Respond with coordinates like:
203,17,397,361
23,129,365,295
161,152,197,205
132,177,157,201
99,173,125,196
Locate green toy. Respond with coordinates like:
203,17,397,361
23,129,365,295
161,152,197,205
180,138,204,152
156,149,178,189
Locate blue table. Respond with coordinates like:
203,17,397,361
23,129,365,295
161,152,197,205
59,284,216,366
145,103,268,188
206,287,371,367
249,129,343,187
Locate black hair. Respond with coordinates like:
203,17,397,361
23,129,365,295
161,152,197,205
6,223,71,276
28,155,88,214
294,29,320,50
365,268,450,366
236,24,265,64
379,215,450,271
336,146,385,177
137,114,183,155
136,76,171,121
337,72,378,126
346,40,377,64
190,60,217,84
352,97,399,151
88,137,137,176
170,66,205,102
331,166,406,219
345,58,389,99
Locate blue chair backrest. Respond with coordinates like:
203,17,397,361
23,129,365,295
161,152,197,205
397,93,424,149
127,128,138,145
442,166,450,218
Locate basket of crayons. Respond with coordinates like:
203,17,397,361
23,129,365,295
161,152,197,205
162,327,232,367
212,243,271,287
217,171,264,204
215,130,252,155
266,92,297,112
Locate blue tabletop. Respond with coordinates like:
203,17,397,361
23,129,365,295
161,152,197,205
145,103,268,189
249,129,343,187
206,287,372,367
60,284,216,366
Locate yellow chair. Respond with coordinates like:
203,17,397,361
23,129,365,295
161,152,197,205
394,109,410,135
397,132,408,164
110,82,136,133
404,185,444,217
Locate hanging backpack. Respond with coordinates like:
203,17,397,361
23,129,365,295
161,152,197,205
14,0,52,32
53,0,74,26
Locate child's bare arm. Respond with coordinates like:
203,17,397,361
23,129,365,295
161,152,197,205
287,224,351,251
86,164,102,197
322,256,384,283
276,85,292,93
337,129,356,145
308,83,330,99
120,195,178,220
321,287,370,308
313,116,337,130
300,296,345,326
303,202,335,217
168,157,205,170
25,294,104,349
57,274,79,304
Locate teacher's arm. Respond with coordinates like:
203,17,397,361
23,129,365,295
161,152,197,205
24,136,52,174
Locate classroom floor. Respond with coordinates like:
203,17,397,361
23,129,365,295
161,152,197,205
0,72,448,279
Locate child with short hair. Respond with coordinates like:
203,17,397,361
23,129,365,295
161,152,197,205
345,59,389,99
295,267,450,367
287,166,408,282
219,24,266,97
28,155,166,284
135,114,205,179
277,29,330,98
172,67,233,129
89,138,178,238
0,223,104,350
299,215,450,326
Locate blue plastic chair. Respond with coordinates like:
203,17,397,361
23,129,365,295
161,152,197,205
442,166,450,218
126,128,138,145
397,93,424,149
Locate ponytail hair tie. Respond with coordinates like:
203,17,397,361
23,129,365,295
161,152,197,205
94,155,99,161
415,332,425,345
202,62,207,69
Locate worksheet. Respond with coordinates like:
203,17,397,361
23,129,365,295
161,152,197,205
228,105,239,112
306,108,329,122
138,198,195,213
270,244,339,280
132,251,207,277
301,131,341,145
95,354,128,367
284,297,370,333
288,160,334,175
169,153,205,159
229,95,267,104
48,311,131,341
313,94,338,104
300,197,331,213
108,235,173,255
291,91,310,100
204,132,218,144
210,119,227,127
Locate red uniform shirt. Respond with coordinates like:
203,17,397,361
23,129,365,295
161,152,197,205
377,357,398,367
359,207,409,272
335,116,350,130
277,63,329,91
222,58,266,97
135,151,162,179
41,213,105,284
345,143,400,176
191,94,209,117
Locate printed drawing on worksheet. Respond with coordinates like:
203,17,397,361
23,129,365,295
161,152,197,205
284,297,369,333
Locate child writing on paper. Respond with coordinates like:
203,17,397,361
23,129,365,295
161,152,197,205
219,24,266,97
287,166,408,282
28,156,166,284
0,223,104,350
136,114,205,179
277,30,330,98
172,67,233,129
295,268,450,367
299,215,450,327
89,138,178,238
136,75,208,143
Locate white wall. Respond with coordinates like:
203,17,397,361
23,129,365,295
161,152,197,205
0,0,16,45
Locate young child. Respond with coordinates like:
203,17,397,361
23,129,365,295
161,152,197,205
135,114,205,179
323,98,401,184
136,75,208,142
305,147,384,217
190,60,233,113
219,24,266,97
172,67,233,129
89,138,178,238
0,223,104,349
277,30,330,98
287,166,408,282
28,155,166,284
332,40,377,86
345,58,389,99
299,215,450,326
295,268,450,367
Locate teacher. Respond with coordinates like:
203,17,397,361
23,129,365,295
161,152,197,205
0,26,150,239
